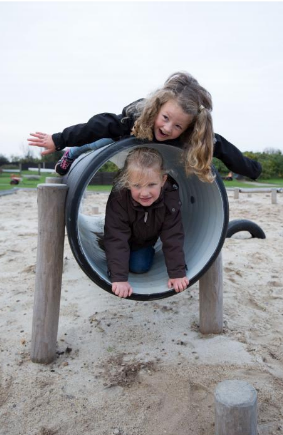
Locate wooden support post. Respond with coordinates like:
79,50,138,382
199,252,223,334
234,188,239,199
215,380,257,435
30,183,68,364
271,189,277,204
45,176,63,184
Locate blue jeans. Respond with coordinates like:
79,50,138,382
129,246,155,274
68,138,113,159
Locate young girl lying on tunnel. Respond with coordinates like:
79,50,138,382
103,147,189,298
28,71,262,183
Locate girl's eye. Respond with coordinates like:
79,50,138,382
149,183,156,187
176,125,182,130
163,115,168,120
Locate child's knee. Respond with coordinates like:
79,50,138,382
129,263,151,274
129,246,155,274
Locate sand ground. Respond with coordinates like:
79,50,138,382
0,188,283,435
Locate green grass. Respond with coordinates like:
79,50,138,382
1,171,282,192
258,178,283,186
86,185,112,192
0,171,58,191
222,180,258,188
0,171,112,192
222,178,283,188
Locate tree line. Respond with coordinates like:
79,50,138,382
212,148,283,179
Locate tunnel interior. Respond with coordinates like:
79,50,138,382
64,138,229,300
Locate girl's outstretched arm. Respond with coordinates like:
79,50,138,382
213,134,262,180
112,282,133,298
27,132,56,155
168,277,189,293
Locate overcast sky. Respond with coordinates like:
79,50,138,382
1,1,283,159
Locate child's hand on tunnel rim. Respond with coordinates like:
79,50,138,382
112,281,133,298
168,277,189,292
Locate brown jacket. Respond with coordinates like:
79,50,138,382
104,176,187,282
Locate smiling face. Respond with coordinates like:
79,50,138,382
128,167,167,207
154,99,193,142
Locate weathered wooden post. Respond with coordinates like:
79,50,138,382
215,380,257,435
30,183,68,363
271,189,277,204
199,252,223,334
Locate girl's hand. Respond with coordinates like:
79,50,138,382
112,281,133,298
27,132,56,155
168,276,189,293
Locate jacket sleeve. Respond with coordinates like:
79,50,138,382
104,191,131,282
160,202,187,279
52,107,134,151
213,133,262,180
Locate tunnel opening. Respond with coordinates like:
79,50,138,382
64,137,229,301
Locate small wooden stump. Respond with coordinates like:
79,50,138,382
214,380,257,435
199,252,223,334
234,188,239,199
30,183,68,364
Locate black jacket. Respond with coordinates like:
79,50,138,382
104,177,186,282
52,101,262,180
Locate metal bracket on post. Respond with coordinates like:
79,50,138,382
30,183,68,364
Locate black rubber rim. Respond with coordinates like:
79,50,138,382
64,137,229,301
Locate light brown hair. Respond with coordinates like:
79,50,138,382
114,147,166,191
127,71,215,183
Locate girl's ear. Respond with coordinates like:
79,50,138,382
162,174,168,186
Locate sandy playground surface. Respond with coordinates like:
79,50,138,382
0,188,283,435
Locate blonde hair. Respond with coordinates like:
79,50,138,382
127,72,215,183
114,147,166,191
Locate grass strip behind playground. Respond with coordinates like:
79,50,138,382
0,171,283,192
